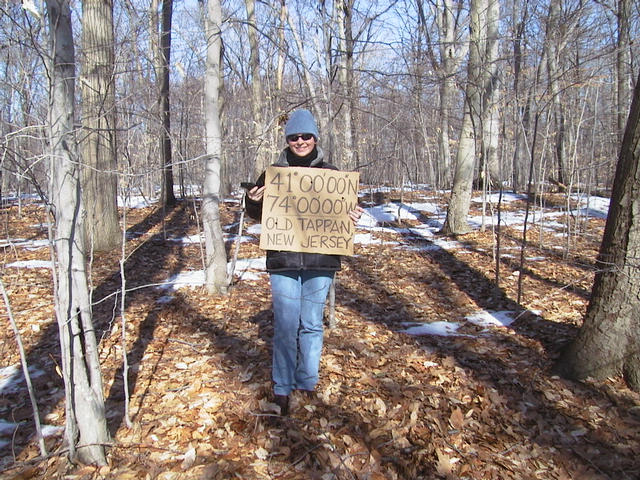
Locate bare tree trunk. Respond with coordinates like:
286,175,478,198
118,186,132,428
437,75,454,188
275,0,286,98
159,0,176,206
45,0,109,465
148,0,160,198
616,0,631,143
441,0,486,235
246,0,268,178
479,0,501,185
202,0,228,295
320,1,337,157
417,0,467,189
270,0,287,163
511,0,529,192
433,0,464,188
545,0,567,188
442,104,476,235
442,0,500,234
80,0,120,252
556,71,640,391
337,0,356,170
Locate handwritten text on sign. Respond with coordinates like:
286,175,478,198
260,166,360,255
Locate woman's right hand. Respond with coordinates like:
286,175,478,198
247,185,266,203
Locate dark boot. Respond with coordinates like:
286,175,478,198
274,394,289,416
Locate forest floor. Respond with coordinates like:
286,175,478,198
0,188,639,480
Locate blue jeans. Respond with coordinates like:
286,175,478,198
270,270,335,396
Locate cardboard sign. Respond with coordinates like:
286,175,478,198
260,166,360,255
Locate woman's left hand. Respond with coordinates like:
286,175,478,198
348,206,365,226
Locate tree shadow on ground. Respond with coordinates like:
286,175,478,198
154,293,450,478
154,221,637,478
95,195,636,478
3,199,638,479
392,201,596,301
325,238,638,478
99,199,241,437
0,201,196,464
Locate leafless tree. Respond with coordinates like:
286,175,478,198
336,0,359,171
45,0,110,465
417,0,467,188
556,70,640,391
245,0,268,177
202,0,228,294
151,0,177,206
442,0,501,235
509,0,532,192
80,0,120,251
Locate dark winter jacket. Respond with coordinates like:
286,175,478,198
245,146,342,273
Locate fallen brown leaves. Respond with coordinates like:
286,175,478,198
0,191,639,479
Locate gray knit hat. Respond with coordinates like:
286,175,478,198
284,109,319,140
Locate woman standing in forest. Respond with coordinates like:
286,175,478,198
245,109,363,415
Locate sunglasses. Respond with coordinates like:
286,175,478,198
286,133,314,143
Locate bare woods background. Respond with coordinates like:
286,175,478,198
2,0,638,204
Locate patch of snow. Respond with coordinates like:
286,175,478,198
0,239,49,250
168,234,203,245
360,205,396,225
402,321,465,337
0,364,46,395
353,232,398,246
227,235,255,244
160,270,205,291
234,257,266,271
0,419,18,435
401,310,517,337
406,202,443,215
232,257,267,281
41,425,64,437
472,192,528,203
160,257,267,291
246,224,261,235
465,310,515,328
573,194,610,218
6,260,53,269
118,195,155,208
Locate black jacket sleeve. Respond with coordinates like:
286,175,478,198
244,171,266,220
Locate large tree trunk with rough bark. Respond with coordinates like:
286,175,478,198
616,0,631,143
556,71,640,391
202,0,228,294
80,0,120,252
46,0,110,465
